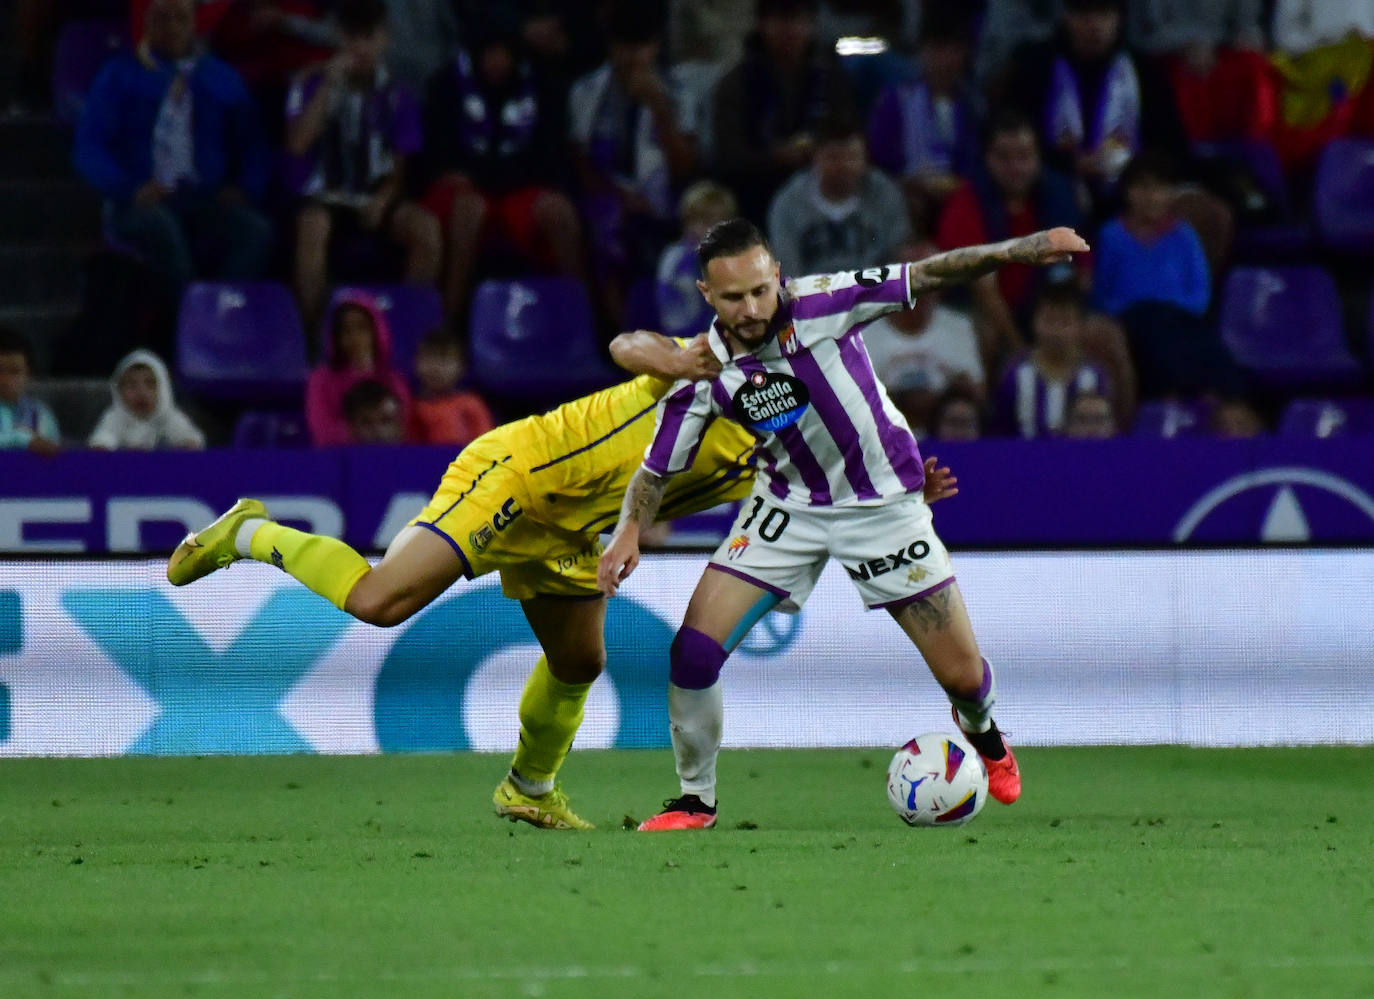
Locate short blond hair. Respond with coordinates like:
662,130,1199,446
679,181,738,229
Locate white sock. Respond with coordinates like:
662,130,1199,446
950,657,997,734
668,681,722,807
235,518,269,558
508,768,554,797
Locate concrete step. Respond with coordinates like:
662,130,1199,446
0,179,103,243
0,116,76,180
0,244,90,307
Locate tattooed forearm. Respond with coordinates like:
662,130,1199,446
618,466,669,533
907,231,1053,294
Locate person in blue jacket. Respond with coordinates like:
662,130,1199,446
74,0,273,302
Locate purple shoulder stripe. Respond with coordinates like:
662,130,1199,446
791,265,909,321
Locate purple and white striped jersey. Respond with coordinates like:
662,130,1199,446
643,264,927,507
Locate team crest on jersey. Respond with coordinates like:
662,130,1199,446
726,535,750,560
732,372,810,432
776,324,797,355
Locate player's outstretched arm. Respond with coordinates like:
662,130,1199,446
907,227,1090,295
597,466,669,596
609,330,722,382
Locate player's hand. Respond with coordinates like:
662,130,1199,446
922,456,958,504
597,527,641,596
674,334,723,381
1012,227,1090,265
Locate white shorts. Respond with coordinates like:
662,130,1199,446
707,488,956,612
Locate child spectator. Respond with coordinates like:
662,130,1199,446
766,117,911,278
0,326,60,453
929,385,986,442
75,0,273,304
343,379,409,444
408,330,495,447
285,0,441,327
419,11,585,319
1062,390,1118,438
656,181,738,338
1091,152,1240,399
305,293,411,446
88,349,206,450
996,282,1111,438
860,240,985,434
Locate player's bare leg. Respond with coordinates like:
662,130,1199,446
888,582,1020,803
639,567,780,831
492,595,605,830
342,525,467,626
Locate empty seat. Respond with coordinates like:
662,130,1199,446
53,19,129,126
1131,400,1206,438
1314,139,1374,252
1279,398,1374,437
232,409,310,448
1218,267,1363,389
468,277,619,402
176,282,308,403
326,283,443,379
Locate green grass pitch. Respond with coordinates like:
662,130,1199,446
3,747,1372,998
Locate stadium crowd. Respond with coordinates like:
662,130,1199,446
3,0,1374,450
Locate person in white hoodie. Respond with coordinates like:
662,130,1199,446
88,349,206,450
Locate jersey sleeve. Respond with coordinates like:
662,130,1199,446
642,379,718,477
786,264,917,343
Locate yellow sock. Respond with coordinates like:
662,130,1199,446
511,655,592,785
249,522,370,611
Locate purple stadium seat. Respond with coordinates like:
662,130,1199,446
1195,140,1313,259
1279,398,1374,438
326,284,443,380
1132,400,1206,438
624,277,661,333
233,410,310,448
53,19,130,126
176,282,309,402
1314,139,1374,252
1218,267,1363,389
468,277,620,400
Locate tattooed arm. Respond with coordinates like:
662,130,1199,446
907,227,1090,296
597,466,670,595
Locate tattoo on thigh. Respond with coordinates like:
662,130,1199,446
903,586,954,632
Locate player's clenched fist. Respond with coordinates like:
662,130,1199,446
597,528,640,596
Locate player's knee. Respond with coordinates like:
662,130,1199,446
546,647,606,684
346,585,413,628
669,627,728,690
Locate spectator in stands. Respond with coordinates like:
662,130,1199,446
88,348,206,450
767,117,911,277
74,0,274,303
1090,152,1239,400
867,7,982,233
306,292,411,446
420,11,586,320
0,326,61,454
1002,0,1189,205
1209,397,1266,438
656,181,738,338
1271,1,1374,55
377,0,462,91
408,330,495,447
995,282,1111,439
711,0,857,222
285,0,440,328
1126,0,1273,144
569,1,699,323
936,108,1083,367
130,0,232,42
342,378,409,444
974,0,1058,87
1061,389,1118,438
860,240,985,434
929,384,985,441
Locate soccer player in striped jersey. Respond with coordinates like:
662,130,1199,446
598,218,1089,830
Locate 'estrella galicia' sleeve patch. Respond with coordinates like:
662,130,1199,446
732,371,810,432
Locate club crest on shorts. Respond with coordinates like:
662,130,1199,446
732,372,810,432
726,535,750,560
469,524,495,553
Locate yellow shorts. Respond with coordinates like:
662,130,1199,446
409,437,604,601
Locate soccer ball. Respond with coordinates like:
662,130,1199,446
885,732,988,827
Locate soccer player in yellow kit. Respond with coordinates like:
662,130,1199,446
168,334,956,829
167,337,749,830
